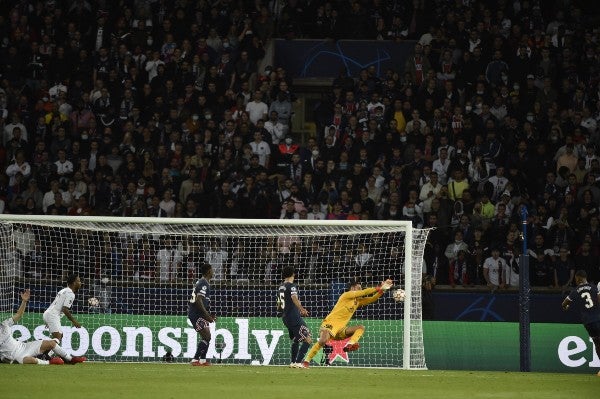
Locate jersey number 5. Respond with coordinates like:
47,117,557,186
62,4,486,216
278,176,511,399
276,290,285,311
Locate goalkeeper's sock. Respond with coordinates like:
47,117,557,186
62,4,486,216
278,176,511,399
51,343,72,361
195,340,209,361
347,327,365,345
296,342,310,364
304,342,322,362
291,341,299,363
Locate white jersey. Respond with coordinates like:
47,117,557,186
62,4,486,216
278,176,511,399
483,256,505,286
0,317,18,360
45,287,75,319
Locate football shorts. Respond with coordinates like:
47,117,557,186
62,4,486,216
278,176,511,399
12,341,43,364
285,322,311,342
319,319,348,340
43,313,62,334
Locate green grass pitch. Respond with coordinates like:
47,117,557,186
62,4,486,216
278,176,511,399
0,363,597,399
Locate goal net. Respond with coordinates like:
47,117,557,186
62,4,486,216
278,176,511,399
0,215,430,369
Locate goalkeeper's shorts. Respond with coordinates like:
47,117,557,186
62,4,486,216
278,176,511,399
319,319,348,340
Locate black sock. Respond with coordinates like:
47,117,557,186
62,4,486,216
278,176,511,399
291,341,299,363
199,340,209,360
322,345,333,365
194,340,209,360
296,342,310,363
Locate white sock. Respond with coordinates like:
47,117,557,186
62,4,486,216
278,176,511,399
48,338,59,357
199,359,206,364
37,359,49,365
51,344,72,361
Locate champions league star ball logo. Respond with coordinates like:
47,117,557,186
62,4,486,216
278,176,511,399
314,338,352,365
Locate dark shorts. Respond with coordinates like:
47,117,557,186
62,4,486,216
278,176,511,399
189,315,210,332
285,322,311,342
584,321,600,338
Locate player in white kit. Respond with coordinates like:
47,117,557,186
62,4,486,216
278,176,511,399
0,289,85,364
43,274,83,342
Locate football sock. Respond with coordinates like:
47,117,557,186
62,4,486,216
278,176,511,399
51,344,72,361
304,342,322,362
296,342,310,363
347,327,365,344
321,345,332,365
193,341,202,360
195,340,209,361
37,359,49,365
291,341,299,363
45,338,60,357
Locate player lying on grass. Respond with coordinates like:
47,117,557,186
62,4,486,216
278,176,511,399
562,270,600,376
302,278,393,367
0,289,86,365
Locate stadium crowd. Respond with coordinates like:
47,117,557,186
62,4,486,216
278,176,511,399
1,1,599,290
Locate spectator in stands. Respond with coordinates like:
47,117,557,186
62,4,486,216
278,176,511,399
553,246,575,290
0,0,597,302
246,90,269,126
444,231,469,266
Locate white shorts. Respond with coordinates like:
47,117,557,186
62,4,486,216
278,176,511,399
43,313,62,334
12,341,43,364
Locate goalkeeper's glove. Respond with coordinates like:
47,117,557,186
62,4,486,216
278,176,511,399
377,280,393,294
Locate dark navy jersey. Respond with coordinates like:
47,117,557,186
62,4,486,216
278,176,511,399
567,283,600,325
278,282,303,326
188,277,211,320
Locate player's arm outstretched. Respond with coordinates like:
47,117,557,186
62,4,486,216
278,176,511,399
357,279,393,306
341,279,392,300
12,289,31,322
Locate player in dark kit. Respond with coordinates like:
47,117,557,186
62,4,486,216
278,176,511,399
188,263,216,366
277,266,312,368
562,270,600,376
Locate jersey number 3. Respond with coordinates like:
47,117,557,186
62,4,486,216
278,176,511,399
581,292,595,309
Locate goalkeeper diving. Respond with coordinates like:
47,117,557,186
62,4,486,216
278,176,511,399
302,278,393,367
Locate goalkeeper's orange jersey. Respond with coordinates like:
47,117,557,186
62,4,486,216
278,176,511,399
324,287,382,326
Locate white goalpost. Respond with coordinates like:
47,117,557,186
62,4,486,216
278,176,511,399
0,215,430,369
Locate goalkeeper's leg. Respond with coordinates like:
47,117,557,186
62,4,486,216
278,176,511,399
343,325,365,352
303,329,330,365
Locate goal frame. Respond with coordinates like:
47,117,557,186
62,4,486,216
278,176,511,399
0,215,426,370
